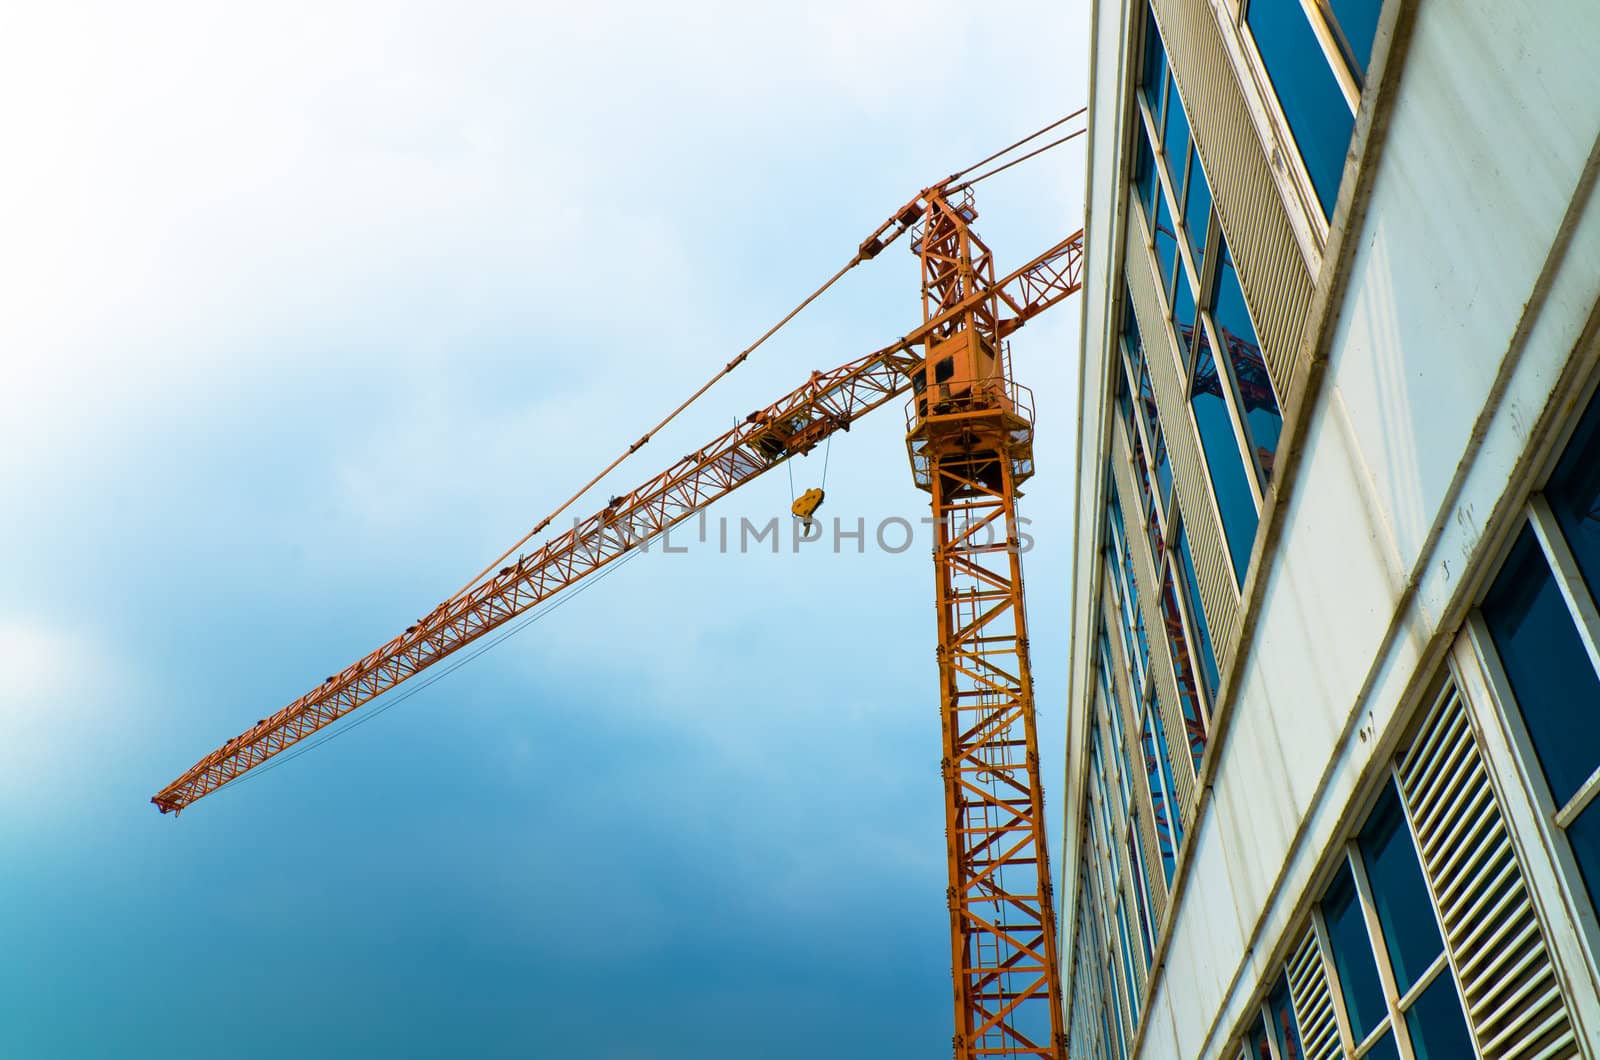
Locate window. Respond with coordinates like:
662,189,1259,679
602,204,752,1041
1237,0,1383,219
1327,0,1384,78
1159,567,1208,770
1106,298,1224,878
1212,248,1282,484
1321,865,1385,1041
1265,975,1303,1060
1190,322,1261,582
1315,782,1476,1057
1240,972,1306,1060
1480,386,1600,919
1075,614,1171,1044
1142,709,1184,882
1127,810,1157,966
1174,520,1220,698
1131,7,1284,589
1107,491,1152,699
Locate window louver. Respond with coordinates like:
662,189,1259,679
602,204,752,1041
1284,925,1342,1060
1399,683,1581,1059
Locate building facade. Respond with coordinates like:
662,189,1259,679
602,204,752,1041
1060,0,1600,1057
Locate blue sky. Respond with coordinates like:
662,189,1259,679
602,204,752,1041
1,2,1087,1055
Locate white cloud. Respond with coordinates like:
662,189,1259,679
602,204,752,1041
0,617,114,798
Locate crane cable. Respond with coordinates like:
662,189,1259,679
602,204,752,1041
444,254,865,607
945,106,1086,185
954,126,1088,191
200,109,1091,805
444,109,1087,608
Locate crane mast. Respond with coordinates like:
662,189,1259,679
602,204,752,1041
151,179,1083,1060
907,190,1064,1059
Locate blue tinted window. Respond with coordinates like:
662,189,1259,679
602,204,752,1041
1267,974,1304,1060
1245,0,1355,216
1358,784,1442,993
1098,630,1134,809
1109,491,1152,693
1116,899,1140,1015
1322,864,1386,1041
1404,971,1474,1060
1247,1022,1273,1060
1191,328,1260,584
1141,12,1167,120
1482,526,1600,806
1174,520,1220,698
1153,190,1179,297
1183,149,1211,270
1142,713,1182,882
1565,802,1600,926
1127,815,1156,964
1123,291,1144,361
1364,1031,1402,1060
1547,387,1600,610
1151,420,1174,509
1116,368,1134,429
1161,74,1191,202
1329,0,1383,78
1135,128,1159,221
1161,567,1208,771
1173,264,1197,357
1212,248,1282,483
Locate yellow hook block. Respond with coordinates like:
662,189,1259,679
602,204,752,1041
791,487,825,525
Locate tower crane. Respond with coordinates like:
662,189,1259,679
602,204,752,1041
153,126,1086,1059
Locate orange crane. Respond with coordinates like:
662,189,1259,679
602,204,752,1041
153,139,1085,1059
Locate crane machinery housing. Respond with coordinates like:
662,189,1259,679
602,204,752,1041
153,118,1087,1060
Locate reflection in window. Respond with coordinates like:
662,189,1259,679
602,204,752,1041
1212,248,1282,484
1154,191,1180,296
1172,265,1197,359
1174,519,1220,699
1266,974,1304,1060
1246,1022,1273,1060
1244,0,1355,216
1160,567,1207,770
1190,325,1261,584
1142,711,1183,883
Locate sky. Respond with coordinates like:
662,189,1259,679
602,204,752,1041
0,3,1089,1056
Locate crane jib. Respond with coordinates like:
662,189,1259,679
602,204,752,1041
150,229,1082,817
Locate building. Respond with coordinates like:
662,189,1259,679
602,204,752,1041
1060,0,1600,1057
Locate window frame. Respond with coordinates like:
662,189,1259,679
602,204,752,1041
1128,106,1271,597
1308,776,1482,1059
1130,54,1278,517
1114,298,1218,736
1467,491,1600,951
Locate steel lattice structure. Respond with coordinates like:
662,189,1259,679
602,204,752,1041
908,191,1066,1059
152,180,1082,1060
